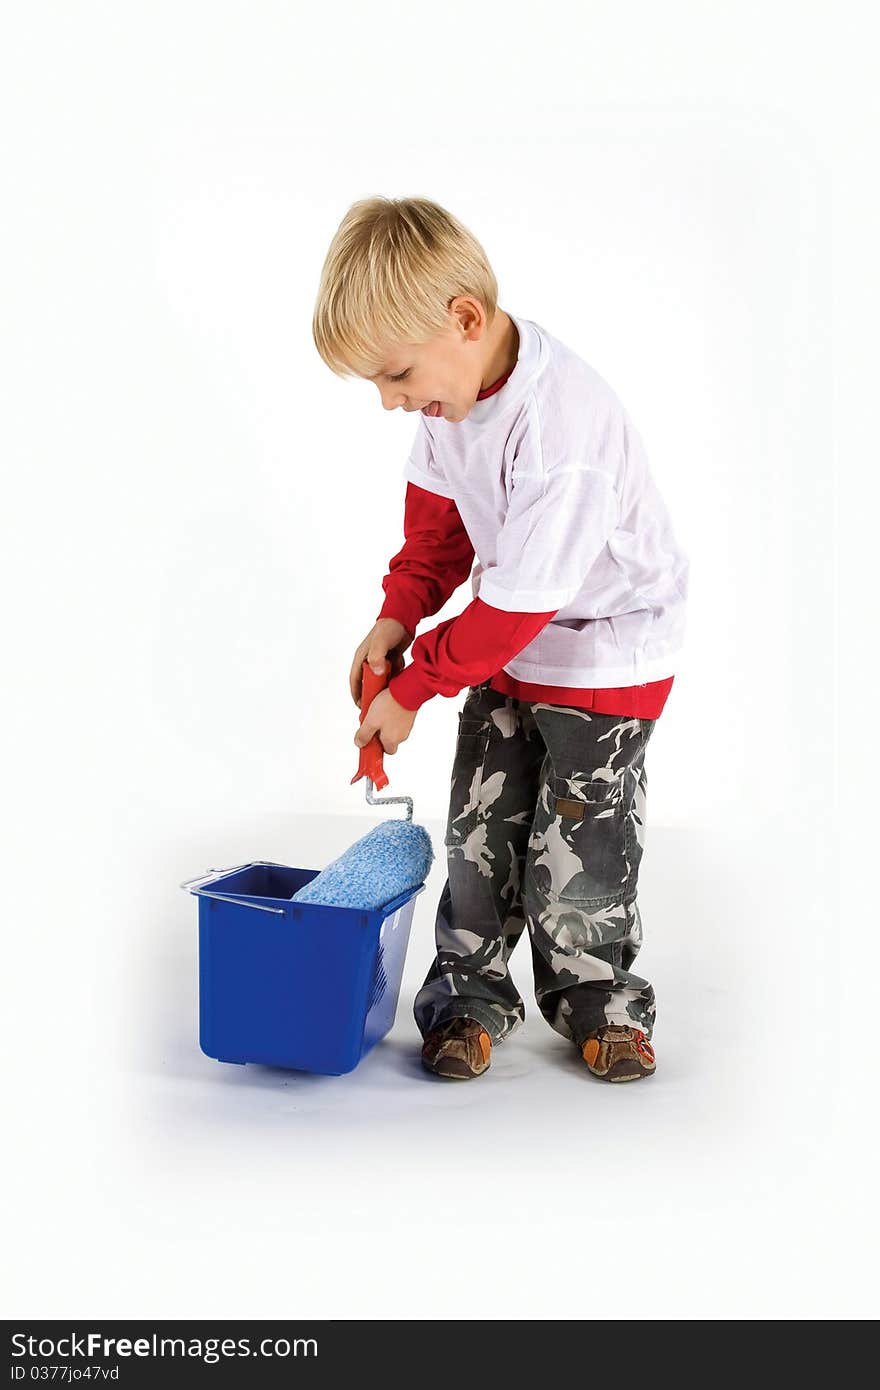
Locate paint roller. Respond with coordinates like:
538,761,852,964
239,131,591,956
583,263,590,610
289,658,434,910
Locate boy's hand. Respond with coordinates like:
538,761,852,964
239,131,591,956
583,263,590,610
350,618,414,708
354,688,417,756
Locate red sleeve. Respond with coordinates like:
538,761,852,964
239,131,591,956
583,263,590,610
388,597,558,710
376,483,475,638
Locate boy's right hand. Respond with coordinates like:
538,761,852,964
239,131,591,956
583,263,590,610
350,618,415,708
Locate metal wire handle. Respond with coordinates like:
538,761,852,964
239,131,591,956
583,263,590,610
180,861,426,919
179,861,289,915
363,778,413,820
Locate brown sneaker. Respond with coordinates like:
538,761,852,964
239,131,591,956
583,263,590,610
581,1025,656,1082
421,1016,492,1079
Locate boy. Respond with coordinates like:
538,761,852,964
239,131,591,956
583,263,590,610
313,196,689,1083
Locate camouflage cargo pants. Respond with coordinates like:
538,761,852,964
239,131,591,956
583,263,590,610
413,680,658,1049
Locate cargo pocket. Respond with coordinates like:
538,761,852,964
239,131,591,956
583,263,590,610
533,767,630,907
444,716,492,848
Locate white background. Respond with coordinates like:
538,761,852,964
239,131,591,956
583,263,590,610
1,1,873,1321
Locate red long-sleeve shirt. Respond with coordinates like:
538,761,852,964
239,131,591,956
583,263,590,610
377,359,673,718
378,482,674,719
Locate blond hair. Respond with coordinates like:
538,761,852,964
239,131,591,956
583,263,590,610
312,196,499,379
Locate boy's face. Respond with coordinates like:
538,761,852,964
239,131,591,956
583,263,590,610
366,298,490,424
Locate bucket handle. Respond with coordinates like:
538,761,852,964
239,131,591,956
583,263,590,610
180,863,426,919
179,860,290,915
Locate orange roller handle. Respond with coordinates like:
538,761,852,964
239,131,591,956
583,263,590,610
350,657,390,792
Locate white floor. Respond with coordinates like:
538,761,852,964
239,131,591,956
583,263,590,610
6,812,871,1321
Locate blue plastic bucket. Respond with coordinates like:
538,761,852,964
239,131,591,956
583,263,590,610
182,861,424,1075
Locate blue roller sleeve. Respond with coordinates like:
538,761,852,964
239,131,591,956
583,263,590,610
289,819,434,911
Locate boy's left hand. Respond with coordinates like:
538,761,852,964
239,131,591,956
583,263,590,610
354,688,417,756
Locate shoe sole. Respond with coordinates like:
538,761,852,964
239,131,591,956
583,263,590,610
421,1055,489,1079
591,1060,656,1082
